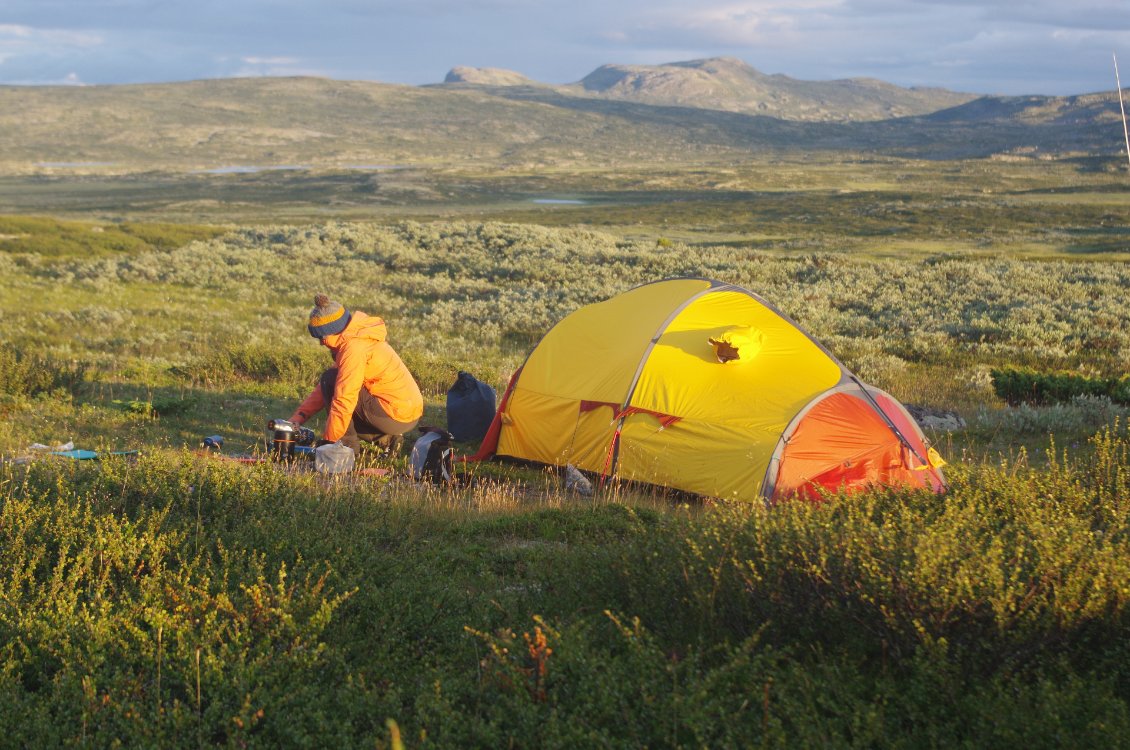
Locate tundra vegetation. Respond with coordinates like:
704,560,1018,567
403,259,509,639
1,145,1129,744
2,202,1130,745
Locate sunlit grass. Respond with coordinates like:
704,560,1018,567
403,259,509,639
2,150,1129,744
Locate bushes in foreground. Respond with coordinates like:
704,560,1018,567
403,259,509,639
1,426,1128,746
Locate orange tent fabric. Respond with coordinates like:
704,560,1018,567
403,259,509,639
771,389,944,500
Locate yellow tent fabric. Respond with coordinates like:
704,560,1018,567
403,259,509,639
708,325,763,363
494,278,944,502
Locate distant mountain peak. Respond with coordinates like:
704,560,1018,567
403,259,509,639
668,56,758,72
570,57,976,122
443,66,532,86
579,57,767,92
435,57,978,121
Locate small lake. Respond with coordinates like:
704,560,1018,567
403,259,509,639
193,165,310,174
36,162,115,168
531,198,587,205
192,164,408,174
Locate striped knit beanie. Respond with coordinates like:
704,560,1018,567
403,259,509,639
308,294,352,338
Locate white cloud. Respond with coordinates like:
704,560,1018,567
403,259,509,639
230,55,330,78
588,0,1128,92
0,23,103,48
0,24,105,78
241,56,301,65
0,0,1125,93
0,22,104,73
923,0,1130,31
643,1,842,45
0,24,35,38
600,30,629,42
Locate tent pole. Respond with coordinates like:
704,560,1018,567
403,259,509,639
1116,53,1130,170
849,376,928,467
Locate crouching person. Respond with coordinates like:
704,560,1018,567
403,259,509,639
288,294,423,454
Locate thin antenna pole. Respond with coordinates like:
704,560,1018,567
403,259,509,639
1115,53,1130,169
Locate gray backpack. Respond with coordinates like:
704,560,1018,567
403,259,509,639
410,429,455,483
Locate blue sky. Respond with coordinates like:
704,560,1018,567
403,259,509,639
2,0,1129,95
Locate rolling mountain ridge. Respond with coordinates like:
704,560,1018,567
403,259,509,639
0,62,1126,172
440,57,978,122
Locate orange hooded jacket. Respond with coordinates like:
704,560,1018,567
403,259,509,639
288,311,423,442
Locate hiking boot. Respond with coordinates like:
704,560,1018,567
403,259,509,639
373,433,404,455
357,432,404,456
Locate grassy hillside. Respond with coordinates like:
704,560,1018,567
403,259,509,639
0,76,1126,179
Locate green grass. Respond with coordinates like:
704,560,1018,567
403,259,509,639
1,148,1129,744
0,215,228,259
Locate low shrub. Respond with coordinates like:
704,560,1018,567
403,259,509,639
110,394,201,419
984,394,1130,434
0,346,89,398
174,343,328,389
2,427,1129,746
0,215,226,259
991,367,1130,406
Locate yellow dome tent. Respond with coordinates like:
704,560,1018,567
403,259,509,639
475,278,946,502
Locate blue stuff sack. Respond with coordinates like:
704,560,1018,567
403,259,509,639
446,371,497,443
